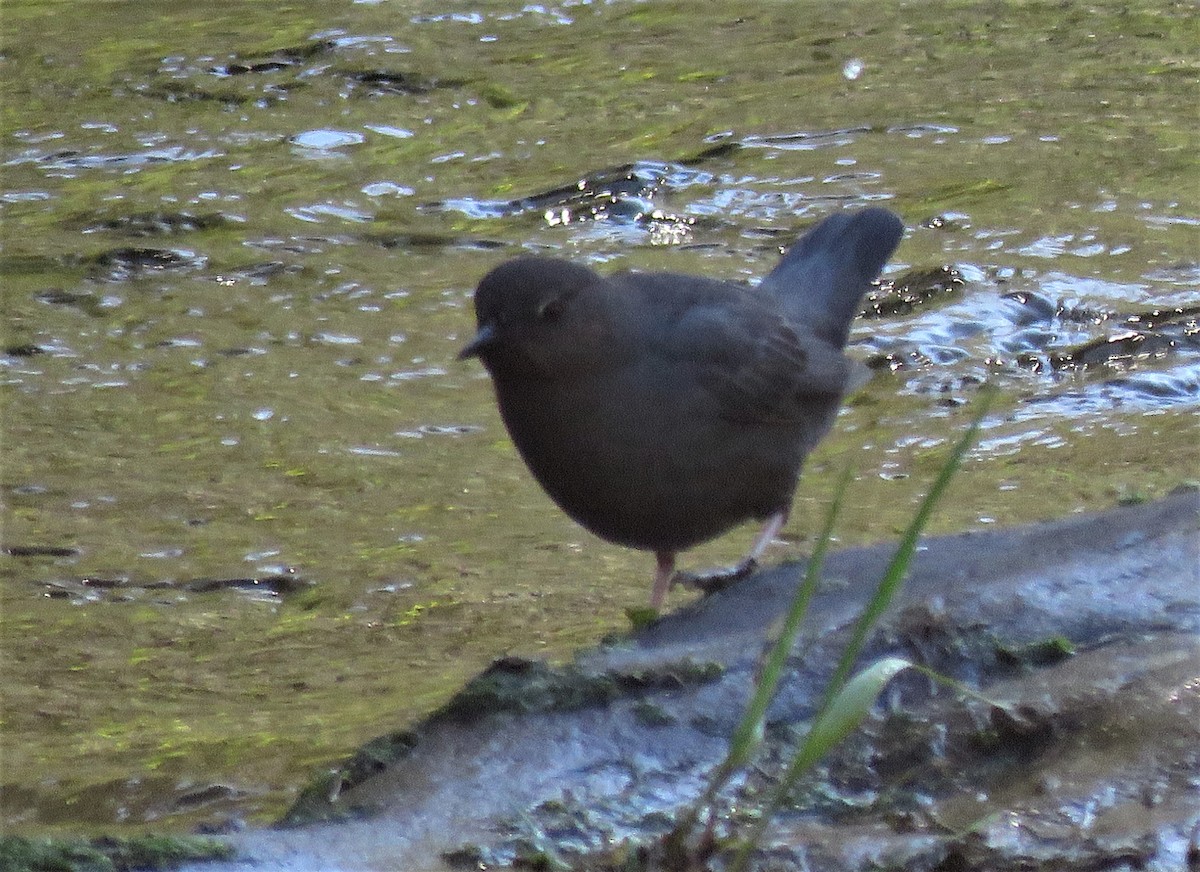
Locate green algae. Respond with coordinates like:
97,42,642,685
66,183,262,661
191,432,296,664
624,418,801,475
279,729,418,827
1,0,1196,842
440,656,725,723
0,834,232,872
994,635,1077,670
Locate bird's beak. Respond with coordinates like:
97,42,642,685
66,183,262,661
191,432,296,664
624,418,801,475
458,323,497,360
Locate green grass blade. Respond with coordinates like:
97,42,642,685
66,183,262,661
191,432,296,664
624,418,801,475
723,461,855,773
663,463,854,854
819,385,995,709
728,387,995,871
784,656,914,773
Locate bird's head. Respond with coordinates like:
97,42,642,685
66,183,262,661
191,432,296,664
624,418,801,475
459,256,611,379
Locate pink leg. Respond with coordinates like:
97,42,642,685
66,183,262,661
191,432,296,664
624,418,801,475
743,508,789,569
651,551,676,609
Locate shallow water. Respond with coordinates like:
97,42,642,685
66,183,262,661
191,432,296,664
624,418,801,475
1,0,1197,835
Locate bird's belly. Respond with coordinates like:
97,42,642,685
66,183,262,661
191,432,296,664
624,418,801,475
495,377,806,552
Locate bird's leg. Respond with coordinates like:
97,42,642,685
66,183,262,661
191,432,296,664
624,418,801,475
743,508,789,567
650,550,677,610
676,509,789,597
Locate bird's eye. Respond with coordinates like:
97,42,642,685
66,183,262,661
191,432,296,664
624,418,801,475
537,297,565,322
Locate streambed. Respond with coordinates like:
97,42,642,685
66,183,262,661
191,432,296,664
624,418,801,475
2,0,1197,852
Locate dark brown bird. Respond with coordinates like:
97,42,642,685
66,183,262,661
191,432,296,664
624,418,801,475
460,207,904,608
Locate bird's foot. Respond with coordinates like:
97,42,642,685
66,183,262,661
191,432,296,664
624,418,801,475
673,557,759,597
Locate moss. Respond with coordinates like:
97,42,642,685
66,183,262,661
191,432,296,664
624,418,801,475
98,836,234,871
441,842,490,869
632,701,676,727
439,657,624,720
277,770,353,828
278,729,418,826
477,82,525,110
624,605,659,631
995,635,1076,669
439,656,724,723
0,837,109,872
0,834,233,872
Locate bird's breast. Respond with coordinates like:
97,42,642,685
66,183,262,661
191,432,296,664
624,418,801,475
491,363,805,551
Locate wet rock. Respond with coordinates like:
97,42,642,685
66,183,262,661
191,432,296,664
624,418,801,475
208,39,338,77
425,160,703,231
78,210,231,237
87,247,207,281
861,264,966,319
867,289,1200,380
2,343,45,357
176,488,1198,872
362,232,505,251
343,70,439,96
741,126,875,151
1051,305,1200,370
3,544,79,557
33,288,107,317
182,573,312,596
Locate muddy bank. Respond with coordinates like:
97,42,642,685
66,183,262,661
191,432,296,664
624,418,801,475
165,489,1200,872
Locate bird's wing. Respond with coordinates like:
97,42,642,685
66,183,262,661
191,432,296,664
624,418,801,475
659,297,864,425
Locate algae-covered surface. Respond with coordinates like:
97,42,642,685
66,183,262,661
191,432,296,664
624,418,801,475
1,0,1197,844
0,833,232,872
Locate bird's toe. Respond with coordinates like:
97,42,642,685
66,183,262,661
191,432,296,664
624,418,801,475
675,557,759,596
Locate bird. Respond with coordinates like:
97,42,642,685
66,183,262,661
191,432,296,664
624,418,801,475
459,206,904,609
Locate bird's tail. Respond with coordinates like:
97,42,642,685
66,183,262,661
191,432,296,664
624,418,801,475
761,207,904,347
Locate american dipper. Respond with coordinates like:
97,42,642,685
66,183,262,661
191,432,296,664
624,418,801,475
460,206,904,608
